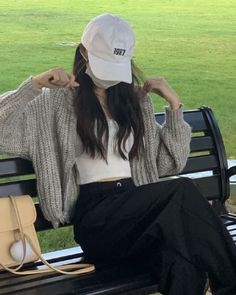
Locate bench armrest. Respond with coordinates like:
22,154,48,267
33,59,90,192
228,165,236,178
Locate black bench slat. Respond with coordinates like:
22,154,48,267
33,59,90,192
0,158,33,177
221,215,236,243
181,155,218,174
190,136,214,152
0,264,159,295
0,180,37,197
155,110,207,132
0,273,76,295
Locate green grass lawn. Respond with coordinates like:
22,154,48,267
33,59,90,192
0,0,235,156
0,0,235,252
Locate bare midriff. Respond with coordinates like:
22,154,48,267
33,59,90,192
97,177,127,182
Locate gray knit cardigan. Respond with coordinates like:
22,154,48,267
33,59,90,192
0,77,192,228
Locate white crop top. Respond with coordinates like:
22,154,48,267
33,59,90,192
75,119,134,185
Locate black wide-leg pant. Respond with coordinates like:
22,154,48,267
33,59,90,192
72,177,236,295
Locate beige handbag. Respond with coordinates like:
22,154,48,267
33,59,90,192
0,195,95,275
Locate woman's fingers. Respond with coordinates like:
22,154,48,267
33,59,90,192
32,68,80,89
66,74,80,88
49,68,70,86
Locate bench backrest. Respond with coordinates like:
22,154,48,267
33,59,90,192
0,106,229,231
156,106,229,203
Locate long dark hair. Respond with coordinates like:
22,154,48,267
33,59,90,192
72,44,145,161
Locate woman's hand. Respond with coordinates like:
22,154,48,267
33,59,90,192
143,77,182,110
32,68,80,89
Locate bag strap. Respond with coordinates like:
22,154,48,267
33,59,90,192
0,195,95,275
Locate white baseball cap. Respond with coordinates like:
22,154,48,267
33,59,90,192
81,13,135,83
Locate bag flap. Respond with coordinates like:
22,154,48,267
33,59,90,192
0,195,36,232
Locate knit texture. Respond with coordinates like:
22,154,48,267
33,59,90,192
0,78,192,228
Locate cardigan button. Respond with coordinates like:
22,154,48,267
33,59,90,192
116,182,122,187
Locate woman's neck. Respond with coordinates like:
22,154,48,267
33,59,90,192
94,87,111,118
94,87,107,102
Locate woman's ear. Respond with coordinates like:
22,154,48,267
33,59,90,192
80,43,88,62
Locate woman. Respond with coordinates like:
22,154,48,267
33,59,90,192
1,13,236,295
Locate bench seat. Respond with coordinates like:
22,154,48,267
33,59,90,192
0,245,159,295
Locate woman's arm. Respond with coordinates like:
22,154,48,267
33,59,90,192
0,68,79,159
142,77,192,176
0,77,42,158
155,106,192,176
143,77,182,110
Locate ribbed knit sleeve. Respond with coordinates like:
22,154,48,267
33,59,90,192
0,77,42,159
156,106,192,176
141,92,192,177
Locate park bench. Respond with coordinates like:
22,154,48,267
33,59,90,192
0,105,236,295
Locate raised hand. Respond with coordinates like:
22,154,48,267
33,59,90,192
143,77,182,110
32,68,80,89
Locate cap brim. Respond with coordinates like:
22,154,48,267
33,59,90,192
88,52,132,83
